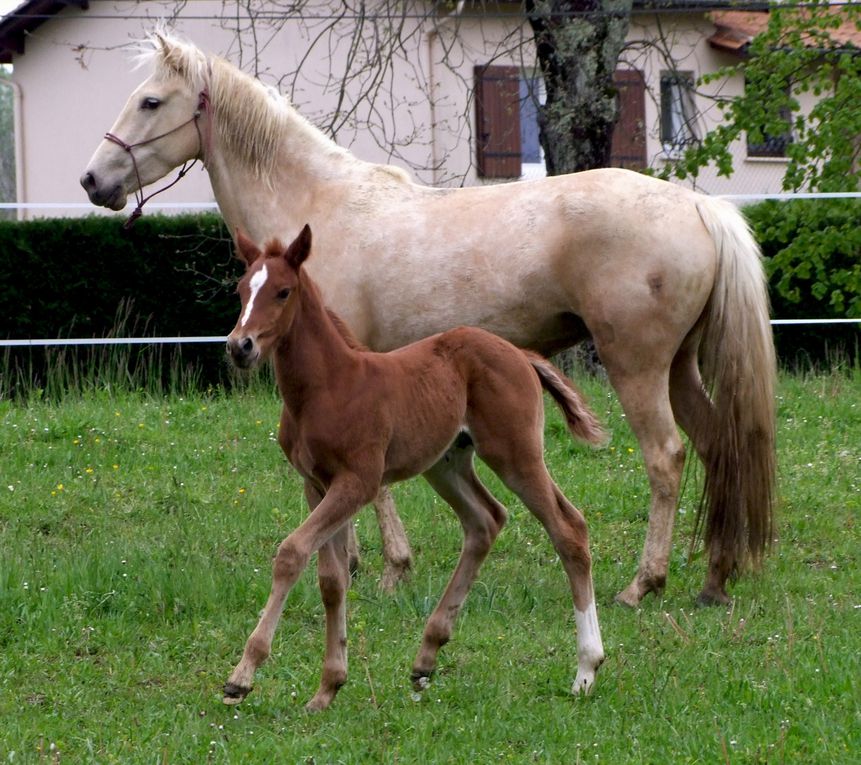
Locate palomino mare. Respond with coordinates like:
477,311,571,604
81,32,776,606
222,225,606,709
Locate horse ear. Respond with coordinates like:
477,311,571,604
284,224,313,270
152,29,172,61
235,229,261,266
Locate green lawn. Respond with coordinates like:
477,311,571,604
1,369,858,763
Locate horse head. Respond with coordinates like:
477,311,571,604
227,225,313,369
80,32,209,211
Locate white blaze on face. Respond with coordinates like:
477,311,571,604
241,264,269,328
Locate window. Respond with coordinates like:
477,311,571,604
747,97,793,158
660,71,697,156
475,66,646,178
519,76,546,180
474,66,545,179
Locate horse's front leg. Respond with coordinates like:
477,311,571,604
345,487,412,591
373,486,413,591
223,475,367,706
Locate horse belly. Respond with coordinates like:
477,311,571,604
381,384,466,484
382,418,464,484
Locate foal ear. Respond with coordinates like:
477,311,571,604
284,224,313,270
235,229,262,266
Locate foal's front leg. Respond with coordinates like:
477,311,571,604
307,521,352,711
223,476,366,706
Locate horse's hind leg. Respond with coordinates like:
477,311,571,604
669,346,732,606
412,441,507,687
604,366,686,607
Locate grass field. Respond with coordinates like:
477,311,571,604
1,366,859,763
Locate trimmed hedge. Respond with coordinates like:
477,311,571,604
0,214,242,393
0,204,857,395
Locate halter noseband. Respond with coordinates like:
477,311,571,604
104,91,209,230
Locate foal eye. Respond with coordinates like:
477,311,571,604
276,288,291,300
140,97,161,110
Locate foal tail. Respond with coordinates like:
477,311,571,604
694,196,777,575
526,352,608,447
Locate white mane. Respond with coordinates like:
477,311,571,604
139,30,353,183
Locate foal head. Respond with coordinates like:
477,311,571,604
227,225,312,369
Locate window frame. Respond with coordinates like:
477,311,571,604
660,71,698,159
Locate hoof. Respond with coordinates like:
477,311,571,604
305,696,330,713
615,574,665,607
410,671,432,693
696,588,731,607
571,670,596,696
222,681,253,705
380,561,412,593
614,589,640,608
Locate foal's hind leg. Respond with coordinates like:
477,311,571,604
411,443,507,687
481,451,604,694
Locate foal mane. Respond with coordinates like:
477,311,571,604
325,309,369,352
140,30,349,183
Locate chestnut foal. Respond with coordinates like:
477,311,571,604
224,226,606,710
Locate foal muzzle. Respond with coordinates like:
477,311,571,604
227,335,260,369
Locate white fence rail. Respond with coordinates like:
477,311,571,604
2,320,859,349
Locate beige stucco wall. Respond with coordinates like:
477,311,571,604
6,1,803,216
626,11,808,196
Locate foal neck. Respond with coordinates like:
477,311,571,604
274,271,360,400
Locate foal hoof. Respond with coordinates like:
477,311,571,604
410,671,432,693
222,681,253,705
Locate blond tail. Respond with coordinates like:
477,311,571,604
695,197,777,573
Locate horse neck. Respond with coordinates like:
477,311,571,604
204,105,358,244
273,272,359,407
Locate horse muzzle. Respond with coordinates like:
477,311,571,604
80,171,127,211
227,335,261,370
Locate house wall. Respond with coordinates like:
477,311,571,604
6,1,807,216
625,11,816,196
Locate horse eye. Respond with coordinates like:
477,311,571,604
277,288,291,300
140,97,161,110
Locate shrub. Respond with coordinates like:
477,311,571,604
0,214,242,395
744,199,860,367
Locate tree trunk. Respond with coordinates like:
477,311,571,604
526,0,634,175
